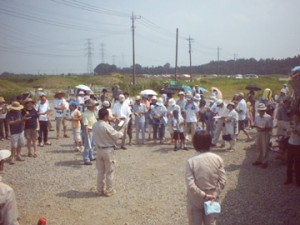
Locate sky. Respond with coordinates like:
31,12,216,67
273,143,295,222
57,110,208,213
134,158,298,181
0,0,299,74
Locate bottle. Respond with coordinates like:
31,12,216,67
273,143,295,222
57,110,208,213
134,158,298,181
37,217,47,225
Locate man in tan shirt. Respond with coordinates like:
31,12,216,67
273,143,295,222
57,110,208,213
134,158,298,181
186,130,226,225
93,108,123,197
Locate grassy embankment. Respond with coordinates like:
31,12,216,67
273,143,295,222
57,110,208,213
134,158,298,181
0,74,290,101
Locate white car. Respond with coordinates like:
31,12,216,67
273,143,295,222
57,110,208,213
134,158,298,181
244,74,259,79
235,74,243,79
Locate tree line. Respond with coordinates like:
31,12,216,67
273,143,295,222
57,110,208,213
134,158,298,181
94,55,300,75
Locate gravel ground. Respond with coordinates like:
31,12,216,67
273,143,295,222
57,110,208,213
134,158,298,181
1,126,300,225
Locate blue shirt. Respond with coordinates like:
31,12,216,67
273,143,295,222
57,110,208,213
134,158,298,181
150,104,167,125
6,110,23,135
22,108,38,129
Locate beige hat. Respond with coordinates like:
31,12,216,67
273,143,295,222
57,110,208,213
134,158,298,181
227,102,235,108
168,98,176,107
151,96,157,100
24,98,35,105
0,150,11,161
78,91,85,95
135,96,141,101
257,103,267,111
8,101,23,111
85,99,99,107
54,90,66,98
216,99,223,106
157,97,164,105
102,101,110,108
119,94,125,101
0,97,5,103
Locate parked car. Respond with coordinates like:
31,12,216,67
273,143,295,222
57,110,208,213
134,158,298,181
244,74,259,79
235,74,243,79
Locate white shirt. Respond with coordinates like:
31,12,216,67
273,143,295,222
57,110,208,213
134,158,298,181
36,101,51,121
254,113,273,133
183,102,199,123
112,102,132,124
236,99,247,121
225,109,238,135
54,98,68,118
288,124,300,146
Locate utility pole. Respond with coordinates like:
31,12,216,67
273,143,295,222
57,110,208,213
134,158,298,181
175,28,178,82
233,53,238,74
187,35,194,82
86,39,93,75
217,46,221,75
131,12,141,85
100,43,105,64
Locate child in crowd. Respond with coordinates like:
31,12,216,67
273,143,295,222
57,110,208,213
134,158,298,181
65,101,83,152
171,110,187,151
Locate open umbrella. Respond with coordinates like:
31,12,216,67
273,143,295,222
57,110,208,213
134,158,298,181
291,66,300,73
245,84,261,91
211,87,223,99
140,89,158,96
160,88,174,95
75,84,91,91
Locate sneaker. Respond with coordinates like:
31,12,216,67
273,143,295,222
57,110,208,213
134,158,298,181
64,134,69,138
105,189,116,197
252,161,262,166
45,142,51,145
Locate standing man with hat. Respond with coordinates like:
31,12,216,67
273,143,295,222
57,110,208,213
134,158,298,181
236,93,252,142
132,96,147,145
36,93,51,147
211,99,227,147
54,90,69,139
22,98,39,158
150,97,167,144
183,95,199,142
82,99,98,165
176,91,187,113
112,94,132,149
224,102,238,151
0,96,9,141
93,108,124,196
0,149,20,224
6,101,29,164
252,103,273,168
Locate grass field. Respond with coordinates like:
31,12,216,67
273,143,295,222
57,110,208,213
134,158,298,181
0,73,291,100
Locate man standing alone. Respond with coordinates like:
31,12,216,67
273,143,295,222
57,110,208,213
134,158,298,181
93,108,123,197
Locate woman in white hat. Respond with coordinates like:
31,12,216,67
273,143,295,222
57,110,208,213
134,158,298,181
224,102,238,151
150,97,167,144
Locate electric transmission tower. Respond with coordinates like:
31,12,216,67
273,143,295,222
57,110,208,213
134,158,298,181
100,43,105,63
86,39,93,75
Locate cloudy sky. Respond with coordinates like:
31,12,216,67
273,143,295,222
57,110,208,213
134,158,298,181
0,0,299,74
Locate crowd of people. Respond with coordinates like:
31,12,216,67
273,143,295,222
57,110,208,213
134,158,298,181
1,80,300,224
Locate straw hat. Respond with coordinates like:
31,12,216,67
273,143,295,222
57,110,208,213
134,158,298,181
178,91,185,96
135,96,141,101
54,90,66,98
0,97,5,103
257,103,267,111
0,150,11,161
85,99,99,107
24,98,35,105
227,102,235,108
39,92,47,97
8,101,23,111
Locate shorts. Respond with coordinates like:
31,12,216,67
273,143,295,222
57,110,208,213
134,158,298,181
72,127,81,142
238,120,246,131
25,128,37,140
173,131,185,140
11,131,25,148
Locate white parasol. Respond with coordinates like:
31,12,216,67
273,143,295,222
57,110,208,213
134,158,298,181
75,85,91,91
140,89,158,96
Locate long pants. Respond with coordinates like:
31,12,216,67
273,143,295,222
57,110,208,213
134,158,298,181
212,121,225,145
286,143,300,184
38,121,48,144
187,189,217,225
0,118,9,139
255,131,271,163
83,129,94,163
55,117,67,135
153,124,165,141
96,147,115,192
206,119,215,139
135,121,145,144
